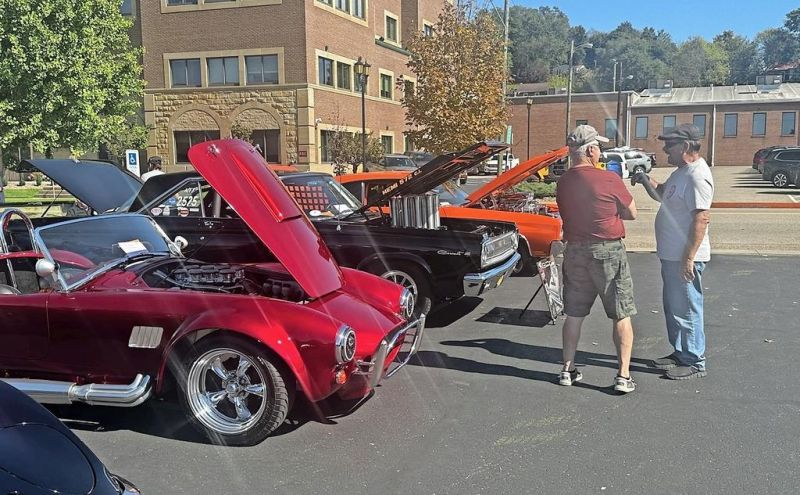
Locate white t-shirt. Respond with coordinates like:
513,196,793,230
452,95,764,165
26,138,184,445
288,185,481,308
141,169,165,182
654,157,714,262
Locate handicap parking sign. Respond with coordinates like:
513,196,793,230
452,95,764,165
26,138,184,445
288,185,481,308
125,149,140,177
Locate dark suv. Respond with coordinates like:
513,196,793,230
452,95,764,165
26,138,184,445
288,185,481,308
761,147,800,187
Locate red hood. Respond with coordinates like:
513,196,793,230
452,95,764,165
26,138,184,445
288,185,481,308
188,139,343,298
466,147,569,205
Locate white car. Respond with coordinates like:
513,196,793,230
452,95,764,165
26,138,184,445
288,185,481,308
603,147,653,175
477,154,519,174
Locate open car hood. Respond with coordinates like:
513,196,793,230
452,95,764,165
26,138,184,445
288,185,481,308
466,147,569,205
372,141,507,206
188,139,343,298
22,159,142,213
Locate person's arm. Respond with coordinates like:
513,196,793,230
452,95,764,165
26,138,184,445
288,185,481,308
681,209,710,281
619,198,637,220
632,172,663,202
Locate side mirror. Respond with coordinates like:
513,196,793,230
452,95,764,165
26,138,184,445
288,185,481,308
173,236,188,250
35,258,57,278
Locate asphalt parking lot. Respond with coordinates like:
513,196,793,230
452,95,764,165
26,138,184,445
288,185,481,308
61,253,800,494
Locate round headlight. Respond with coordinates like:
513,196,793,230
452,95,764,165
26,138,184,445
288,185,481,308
335,325,356,363
399,288,415,319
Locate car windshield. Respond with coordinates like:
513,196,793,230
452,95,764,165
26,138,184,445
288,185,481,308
384,156,417,168
281,175,363,219
433,180,469,206
37,215,174,286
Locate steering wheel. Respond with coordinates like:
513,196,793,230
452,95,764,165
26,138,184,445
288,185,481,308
0,209,39,254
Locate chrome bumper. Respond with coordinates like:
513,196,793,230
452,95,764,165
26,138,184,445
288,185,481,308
463,252,521,296
355,315,425,388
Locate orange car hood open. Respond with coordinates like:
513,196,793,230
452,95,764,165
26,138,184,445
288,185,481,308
466,147,568,206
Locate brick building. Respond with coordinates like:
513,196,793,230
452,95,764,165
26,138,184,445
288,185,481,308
126,0,448,171
508,82,800,166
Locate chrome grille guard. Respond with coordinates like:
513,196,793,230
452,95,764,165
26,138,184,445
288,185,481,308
354,315,426,388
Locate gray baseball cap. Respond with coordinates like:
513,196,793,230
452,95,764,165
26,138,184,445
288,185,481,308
567,124,609,148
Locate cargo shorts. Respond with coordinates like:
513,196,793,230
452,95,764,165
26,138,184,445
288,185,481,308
563,239,637,319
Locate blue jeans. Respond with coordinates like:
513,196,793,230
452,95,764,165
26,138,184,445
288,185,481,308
660,260,706,371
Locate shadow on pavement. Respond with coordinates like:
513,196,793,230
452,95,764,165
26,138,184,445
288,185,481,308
477,307,555,328
426,297,482,328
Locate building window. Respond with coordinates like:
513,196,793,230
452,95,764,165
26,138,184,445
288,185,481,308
781,112,796,136
353,0,364,18
167,0,197,4
385,16,398,42
381,135,393,154
752,112,767,136
174,130,220,163
337,62,352,90
246,55,279,85
170,58,201,87
423,23,434,36
635,116,648,139
317,0,332,5
318,57,334,86
693,114,706,137
663,115,676,133
403,79,415,96
120,0,134,15
575,119,588,126
251,129,281,163
320,130,335,162
724,113,738,137
605,119,617,142
335,0,349,12
207,56,239,86
380,74,393,99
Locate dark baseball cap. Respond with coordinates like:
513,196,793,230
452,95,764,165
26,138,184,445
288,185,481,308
658,123,702,141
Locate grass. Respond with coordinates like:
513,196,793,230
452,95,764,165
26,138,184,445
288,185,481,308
3,188,40,202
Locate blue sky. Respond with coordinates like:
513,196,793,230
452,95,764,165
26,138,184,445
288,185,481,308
515,0,797,42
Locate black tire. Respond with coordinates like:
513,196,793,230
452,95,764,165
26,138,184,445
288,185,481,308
176,334,292,446
512,251,536,276
368,261,432,317
772,170,790,188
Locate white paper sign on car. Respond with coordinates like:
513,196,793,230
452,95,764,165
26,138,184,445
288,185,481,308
118,239,148,255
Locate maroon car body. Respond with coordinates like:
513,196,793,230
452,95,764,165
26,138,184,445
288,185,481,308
0,139,422,446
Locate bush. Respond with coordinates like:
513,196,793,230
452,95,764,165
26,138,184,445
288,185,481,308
514,179,557,198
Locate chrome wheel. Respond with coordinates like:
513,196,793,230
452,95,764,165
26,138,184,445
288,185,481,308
382,269,418,297
772,171,789,187
186,348,268,435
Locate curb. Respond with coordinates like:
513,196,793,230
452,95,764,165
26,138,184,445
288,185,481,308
711,202,800,209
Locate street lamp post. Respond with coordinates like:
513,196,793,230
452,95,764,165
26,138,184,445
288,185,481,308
565,41,593,142
526,98,533,160
611,58,618,92
615,64,633,147
354,57,371,172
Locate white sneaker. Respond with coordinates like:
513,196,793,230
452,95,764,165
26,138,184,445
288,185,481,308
613,375,636,393
559,369,583,386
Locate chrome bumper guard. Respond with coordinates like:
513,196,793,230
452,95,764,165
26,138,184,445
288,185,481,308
354,315,426,388
463,251,521,296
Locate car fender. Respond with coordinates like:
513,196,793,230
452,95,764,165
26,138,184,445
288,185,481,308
356,251,433,275
158,301,343,401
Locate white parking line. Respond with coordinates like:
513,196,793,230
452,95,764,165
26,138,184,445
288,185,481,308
789,195,800,203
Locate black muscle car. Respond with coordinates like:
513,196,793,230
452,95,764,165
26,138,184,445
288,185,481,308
19,141,519,317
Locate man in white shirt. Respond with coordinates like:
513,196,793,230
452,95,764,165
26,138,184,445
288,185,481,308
141,156,165,181
633,123,714,380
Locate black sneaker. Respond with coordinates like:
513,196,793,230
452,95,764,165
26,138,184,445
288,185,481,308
666,365,707,380
558,368,583,386
651,353,681,370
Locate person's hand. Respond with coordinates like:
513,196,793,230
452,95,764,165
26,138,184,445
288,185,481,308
682,259,695,282
630,170,649,186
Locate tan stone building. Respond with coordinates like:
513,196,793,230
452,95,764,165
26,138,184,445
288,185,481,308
126,0,448,172
508,82,800,166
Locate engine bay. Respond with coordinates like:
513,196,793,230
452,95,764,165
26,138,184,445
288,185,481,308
478,191,557,216
139,259,307,302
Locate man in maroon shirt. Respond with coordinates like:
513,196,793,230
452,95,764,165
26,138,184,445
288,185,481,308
556,125,638,393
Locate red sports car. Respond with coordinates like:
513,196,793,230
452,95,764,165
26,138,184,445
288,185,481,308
0,139,422,446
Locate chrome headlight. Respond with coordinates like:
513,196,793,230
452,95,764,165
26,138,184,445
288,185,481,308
480,231,518,268
399,288,415,319
335,325,357,363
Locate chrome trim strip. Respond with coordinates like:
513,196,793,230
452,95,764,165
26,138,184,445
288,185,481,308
2,374,152,407
128,326,164,349
464,251,521,296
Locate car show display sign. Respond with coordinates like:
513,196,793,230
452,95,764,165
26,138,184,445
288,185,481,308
536,257,563,322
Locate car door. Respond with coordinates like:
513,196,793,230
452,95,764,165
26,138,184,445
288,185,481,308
0,291,49,364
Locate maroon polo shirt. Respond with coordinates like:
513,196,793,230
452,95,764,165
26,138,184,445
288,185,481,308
556,165,633,242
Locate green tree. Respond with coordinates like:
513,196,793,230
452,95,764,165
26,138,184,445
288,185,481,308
404,3,508,154
713,31,759,84
507,6,571,83
0,0,145,158
755,28,800,70
784,8,800,36
671,37,729,87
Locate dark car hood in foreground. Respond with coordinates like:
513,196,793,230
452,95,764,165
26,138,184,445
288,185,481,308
373,141,507,206
466,147,568,205
188,139,343,298
22,158,142,213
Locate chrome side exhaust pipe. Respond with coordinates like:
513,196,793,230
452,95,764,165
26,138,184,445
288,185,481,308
1,374,152,407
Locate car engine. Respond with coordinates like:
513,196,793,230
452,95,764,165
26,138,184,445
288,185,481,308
480,192,555,216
